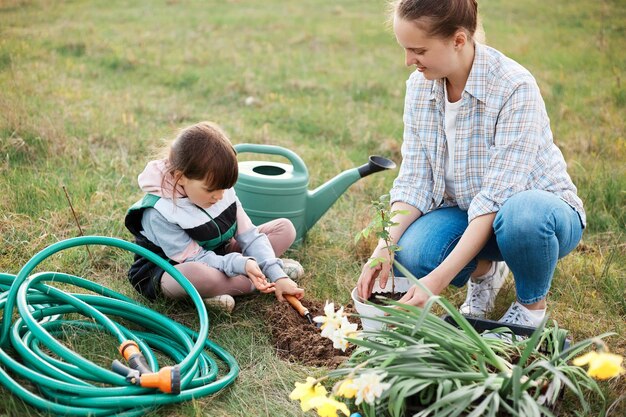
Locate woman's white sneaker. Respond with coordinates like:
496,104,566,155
459,262,509,318
499,301,545,327
483,302,546,343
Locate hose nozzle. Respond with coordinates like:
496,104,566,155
119,340,151,375
136,365,181,394
115,340,181,394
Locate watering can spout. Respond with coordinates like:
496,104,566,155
305,155,396,232
357,155,398,178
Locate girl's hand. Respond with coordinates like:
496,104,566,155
245,259,275,293
273,277,304,302
357,245,393,300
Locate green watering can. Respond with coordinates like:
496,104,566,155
233,144,396,241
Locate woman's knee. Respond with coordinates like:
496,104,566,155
395,238,437,274
495,190,582,259
495,190,569,244
395,208,469,277
395,236,473,285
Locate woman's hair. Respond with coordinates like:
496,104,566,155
166,121,238,191
391,0,480,41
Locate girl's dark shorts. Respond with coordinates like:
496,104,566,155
128,256,171,301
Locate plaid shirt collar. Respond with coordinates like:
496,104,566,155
429,42,490,105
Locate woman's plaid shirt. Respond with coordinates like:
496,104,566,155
390,43,585,226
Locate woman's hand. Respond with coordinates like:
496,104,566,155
357,245,394,300
274,277,304,302
397,273,445,307
356,202,422,300
245,259,275,293
397,284,430,307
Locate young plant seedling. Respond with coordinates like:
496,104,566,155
355,194,408,294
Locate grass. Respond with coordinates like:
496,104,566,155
0,0,624,415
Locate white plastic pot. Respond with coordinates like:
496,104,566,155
351,276,411,331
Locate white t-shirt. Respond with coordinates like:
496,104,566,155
444,85,463,201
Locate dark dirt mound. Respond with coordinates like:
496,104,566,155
368,291,406,304
266,299,358,368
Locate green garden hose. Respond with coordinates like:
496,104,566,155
0,236,239,416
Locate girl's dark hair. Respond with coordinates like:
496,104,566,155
166,121,238,191
392,0,478,40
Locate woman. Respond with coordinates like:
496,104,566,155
357,0,585,327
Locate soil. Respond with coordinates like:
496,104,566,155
266,299,357,368
367,291,406,305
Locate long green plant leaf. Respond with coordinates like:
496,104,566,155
518,316,548,367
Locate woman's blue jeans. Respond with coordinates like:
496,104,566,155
395,190,584,304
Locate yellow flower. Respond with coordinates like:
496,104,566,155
308,395,350,417
336,378,357,398
289,377,328,411
573,351,625,380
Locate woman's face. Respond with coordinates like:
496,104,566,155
178,175,226,208
393,15,459,80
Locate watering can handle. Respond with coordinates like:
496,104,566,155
234,144,308,176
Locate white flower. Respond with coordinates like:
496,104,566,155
314,302,360,351
314,301,344,339
330,316,359,351
352,372,391,405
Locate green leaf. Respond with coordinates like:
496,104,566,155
466,391,497,417
518,316,548,367
511,365,522,410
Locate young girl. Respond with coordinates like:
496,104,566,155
357,0,585,328
125,121,304,312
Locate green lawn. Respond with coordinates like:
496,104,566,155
0,0,624,416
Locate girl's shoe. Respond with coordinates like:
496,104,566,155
281,258,304,281
203,294,235,313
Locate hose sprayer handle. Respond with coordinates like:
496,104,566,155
119,340,152,375
111,359,139,380
117,341,181,394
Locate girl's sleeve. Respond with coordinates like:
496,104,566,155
141,208,250,277
234,202,287,282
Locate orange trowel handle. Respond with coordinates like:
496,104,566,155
284,294,309,317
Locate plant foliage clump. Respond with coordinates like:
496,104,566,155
326,265,611,417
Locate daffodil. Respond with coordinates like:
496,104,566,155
330,316,359,351
352,371,391,405
289,377,328,411
315,303,360,351
573,351,625,380
335,378,357,398
314,301,345,339
308,395,350,417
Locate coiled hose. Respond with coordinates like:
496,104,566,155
0,236,239,416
